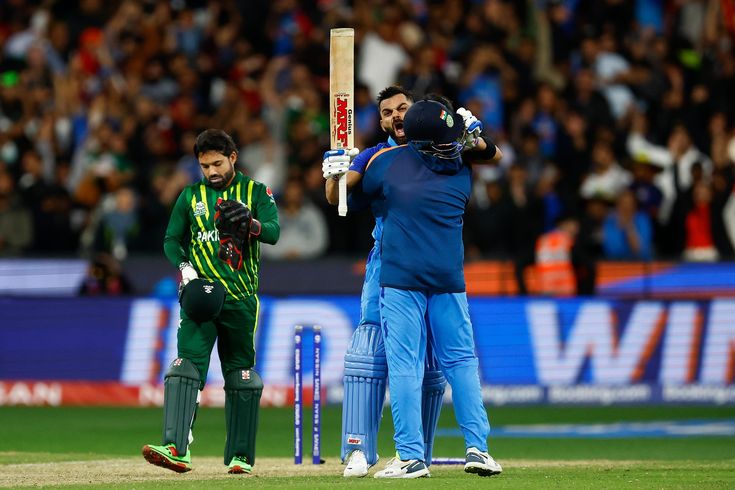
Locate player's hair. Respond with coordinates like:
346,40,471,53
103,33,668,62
377,85,414,106
193,129,238,157
423,93,454,111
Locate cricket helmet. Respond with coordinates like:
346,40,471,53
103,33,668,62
179,278,225,324
403,99,464,145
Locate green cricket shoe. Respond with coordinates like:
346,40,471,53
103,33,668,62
142,443,192,473
227,455,252,474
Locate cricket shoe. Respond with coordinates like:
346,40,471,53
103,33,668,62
464,447,502,476
142,443,192,473
374,457,429,479
343,450,369,478
227,455,252,474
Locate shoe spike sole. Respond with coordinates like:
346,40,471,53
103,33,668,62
142,446,191,473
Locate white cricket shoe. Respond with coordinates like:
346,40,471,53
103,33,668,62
374,457,430,479
464,447,502,476
343,450,369,478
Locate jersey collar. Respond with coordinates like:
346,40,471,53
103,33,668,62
387,136,398,147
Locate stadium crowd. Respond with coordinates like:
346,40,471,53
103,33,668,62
1,0,735,273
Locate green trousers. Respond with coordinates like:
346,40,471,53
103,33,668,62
177,294,259,388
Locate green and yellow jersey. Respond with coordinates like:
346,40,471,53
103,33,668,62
164,172,279,302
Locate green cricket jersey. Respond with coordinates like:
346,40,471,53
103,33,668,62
164,172,279,302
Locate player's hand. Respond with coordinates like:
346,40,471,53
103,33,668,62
322,147,359,179
179,262,198,286
457,107,483,150
178,261,198,297
216,199,252,230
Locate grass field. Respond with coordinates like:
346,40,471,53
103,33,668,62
1,405,734,488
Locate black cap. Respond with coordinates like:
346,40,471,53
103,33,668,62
403,100,464,145
179,278,225,324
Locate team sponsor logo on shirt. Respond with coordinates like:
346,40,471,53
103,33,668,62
193,201,207,217
266,187,274,201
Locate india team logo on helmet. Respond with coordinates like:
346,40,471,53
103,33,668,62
439,109,454,127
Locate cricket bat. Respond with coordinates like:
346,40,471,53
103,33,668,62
329,28,354,217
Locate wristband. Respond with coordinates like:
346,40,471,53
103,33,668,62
250,219,262,237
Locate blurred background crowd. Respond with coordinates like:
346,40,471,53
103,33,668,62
1,0,735,280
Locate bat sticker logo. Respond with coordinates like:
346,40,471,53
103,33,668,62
334,96,352,148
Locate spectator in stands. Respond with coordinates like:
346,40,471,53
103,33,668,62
0,168,33,256
603,190,653,261
261,177,327,260
1,0,734,276
580,140,632,202
627,120,713,228
506,163,544,294
535,214,579,297
682,181,719,262
78,252,132,296
464,175,511,260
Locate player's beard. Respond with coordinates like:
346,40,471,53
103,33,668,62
208,163,235,190
386,119,407,145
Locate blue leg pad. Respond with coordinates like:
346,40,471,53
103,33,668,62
422,356,446,465
341,324,387,466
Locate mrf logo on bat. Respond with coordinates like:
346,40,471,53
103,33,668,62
333,93,353,148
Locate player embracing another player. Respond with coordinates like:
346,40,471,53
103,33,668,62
142,129,279,475
323,88,502,478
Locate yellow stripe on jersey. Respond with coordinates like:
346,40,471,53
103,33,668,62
233,180,254,295
246,181,258,284
199,185,210,219
252,294,260,363
191,190,244,299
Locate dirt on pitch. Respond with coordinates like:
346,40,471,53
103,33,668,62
0,456,674,488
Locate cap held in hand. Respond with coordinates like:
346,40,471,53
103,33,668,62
179,278,225,324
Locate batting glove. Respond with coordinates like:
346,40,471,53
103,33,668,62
179,262,198,287
322,147,359,179
457,107,484,150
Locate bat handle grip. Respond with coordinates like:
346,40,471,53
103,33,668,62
338,173,348,216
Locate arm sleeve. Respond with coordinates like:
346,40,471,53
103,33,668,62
163,191,190,267
254,184,280,245
349,146,378,174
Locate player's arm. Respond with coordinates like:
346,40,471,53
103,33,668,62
361,147,397,197
163,191,191,268
164,190,199,285
250,184,280,245
325,170,363,205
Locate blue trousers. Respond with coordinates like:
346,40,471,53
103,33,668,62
380,287,490,461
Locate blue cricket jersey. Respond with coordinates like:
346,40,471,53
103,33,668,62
348,137,398,243
361,144,470,293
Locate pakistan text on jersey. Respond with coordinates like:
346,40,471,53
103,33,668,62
196,230,219,242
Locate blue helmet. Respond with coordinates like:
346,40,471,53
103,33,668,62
403,99,465,159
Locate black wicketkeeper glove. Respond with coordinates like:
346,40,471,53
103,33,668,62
214,198,250,270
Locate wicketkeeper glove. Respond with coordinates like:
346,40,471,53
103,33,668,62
457,107,484,150
322,147,360,179
214,198,251,270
